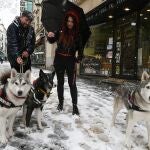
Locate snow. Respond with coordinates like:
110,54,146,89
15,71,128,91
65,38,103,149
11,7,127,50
0,62,149,150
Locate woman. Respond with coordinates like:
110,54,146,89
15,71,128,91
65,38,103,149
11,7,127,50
48,10,83,115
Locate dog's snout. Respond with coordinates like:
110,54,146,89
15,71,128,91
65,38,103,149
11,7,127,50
18,90,23,96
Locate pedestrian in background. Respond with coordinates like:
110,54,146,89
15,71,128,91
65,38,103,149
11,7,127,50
7,10,35,73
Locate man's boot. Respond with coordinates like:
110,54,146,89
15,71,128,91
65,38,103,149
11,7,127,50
72,104,80,115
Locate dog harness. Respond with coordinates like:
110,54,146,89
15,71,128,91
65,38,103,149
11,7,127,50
0,87,23,108
120,82,148,112
128,91,145,112
29,84,52,106
31,87,47,105
123,83,148,112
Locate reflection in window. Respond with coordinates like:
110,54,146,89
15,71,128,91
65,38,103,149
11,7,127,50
80,22,113,76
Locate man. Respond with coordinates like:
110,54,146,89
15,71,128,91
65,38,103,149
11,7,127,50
7,10,35,73
41,0,91,62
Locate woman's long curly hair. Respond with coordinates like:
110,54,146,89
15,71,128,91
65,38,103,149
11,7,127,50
59,10,79,47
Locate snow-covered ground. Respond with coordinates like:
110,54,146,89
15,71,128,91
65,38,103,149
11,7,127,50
0,62,149,150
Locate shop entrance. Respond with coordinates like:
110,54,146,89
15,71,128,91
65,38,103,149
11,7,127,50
114,13,137,79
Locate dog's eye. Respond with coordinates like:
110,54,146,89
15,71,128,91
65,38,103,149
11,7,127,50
22,83,26,85
15,82,18,85
146,86,150,89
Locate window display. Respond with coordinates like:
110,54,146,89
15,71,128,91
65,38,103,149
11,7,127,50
80,22,113,76
138,2,150,78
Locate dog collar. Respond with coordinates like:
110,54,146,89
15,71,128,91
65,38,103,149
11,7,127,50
37,87,52,97
0,96,22,108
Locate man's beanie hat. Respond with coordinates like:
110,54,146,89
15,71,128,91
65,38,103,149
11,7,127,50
22,10,34,21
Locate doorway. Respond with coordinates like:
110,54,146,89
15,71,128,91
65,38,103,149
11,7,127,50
114,13,137,79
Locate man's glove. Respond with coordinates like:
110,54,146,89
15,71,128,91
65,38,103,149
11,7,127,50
16,56,23,64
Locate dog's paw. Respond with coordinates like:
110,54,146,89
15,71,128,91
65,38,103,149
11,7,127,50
6,132,10,139
8,130,14,137
25,127,32,134
0,137,8,144
111,122,115,127
41,121,47,126
125,141,132,149
20,123,26,128
38,125,44,130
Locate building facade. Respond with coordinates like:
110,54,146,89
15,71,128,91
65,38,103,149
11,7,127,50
20,0,33,15
25,0,33,12
78,0,150,80
20,0,26,14
32,0,56,69
0,24,7,57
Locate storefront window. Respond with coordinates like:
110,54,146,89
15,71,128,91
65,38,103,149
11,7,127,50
115,13,137,77
80,22,113,76
138,2,150,77
31,43,45,66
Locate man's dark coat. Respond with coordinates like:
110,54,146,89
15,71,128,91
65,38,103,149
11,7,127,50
7,17,35,72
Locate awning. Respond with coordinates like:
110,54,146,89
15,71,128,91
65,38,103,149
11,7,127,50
86,0,149,25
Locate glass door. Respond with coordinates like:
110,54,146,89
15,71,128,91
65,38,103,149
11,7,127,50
115,13,137,78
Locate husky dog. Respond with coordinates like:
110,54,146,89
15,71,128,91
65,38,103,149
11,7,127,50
22,69,55,130
112,71,150,148
0,68,31,144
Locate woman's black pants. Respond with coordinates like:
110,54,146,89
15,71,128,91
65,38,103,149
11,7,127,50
54,55,77,105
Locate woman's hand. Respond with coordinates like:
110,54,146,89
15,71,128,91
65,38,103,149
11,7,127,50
22,51,29,58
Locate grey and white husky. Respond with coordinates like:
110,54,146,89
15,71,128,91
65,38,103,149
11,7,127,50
112,71,150,148
0,68,31,144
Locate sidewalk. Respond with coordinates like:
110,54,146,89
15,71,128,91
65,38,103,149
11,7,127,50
79,74,139,85
0,62,148,150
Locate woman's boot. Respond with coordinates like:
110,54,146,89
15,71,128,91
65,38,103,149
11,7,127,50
57,99,64,111
72,104,80,115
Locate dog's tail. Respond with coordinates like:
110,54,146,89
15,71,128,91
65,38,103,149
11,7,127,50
0,70,11,85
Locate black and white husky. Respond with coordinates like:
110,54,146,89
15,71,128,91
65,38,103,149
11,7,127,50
112,71,150,148
0,68,31,144
22,69,55,130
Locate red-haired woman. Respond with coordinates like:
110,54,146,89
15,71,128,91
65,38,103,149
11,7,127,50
48,10,83,116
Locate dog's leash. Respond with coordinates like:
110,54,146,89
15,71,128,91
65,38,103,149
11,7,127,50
19,57,28,73
20,64,24,73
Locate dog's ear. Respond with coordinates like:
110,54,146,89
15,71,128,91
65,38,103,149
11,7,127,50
141,71,150,81
24,70,31,83
39,69,44,78
11,68,17,78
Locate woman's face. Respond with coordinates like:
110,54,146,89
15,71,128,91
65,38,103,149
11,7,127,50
67,16,74,29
